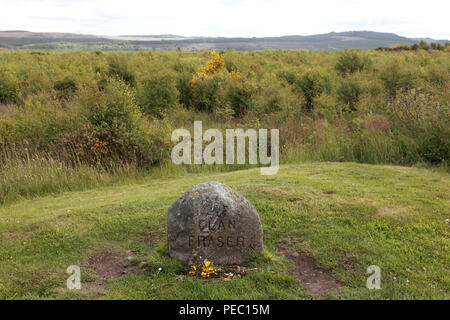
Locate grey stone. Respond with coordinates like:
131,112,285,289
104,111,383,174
167,182,264,265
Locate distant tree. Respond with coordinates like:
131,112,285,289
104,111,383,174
419,41,430,50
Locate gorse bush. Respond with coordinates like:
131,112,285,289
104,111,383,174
76,78,170,167
379,62,416,98
295,69,328,111
0,71,19,104
337,78,363,112
276,68,297,85
176,72,195,108
54,77,77,100
107,54,136,87
335,49,371,75
80,78,141,129
190,76,223,113
138,73,179,117
226,80,255,117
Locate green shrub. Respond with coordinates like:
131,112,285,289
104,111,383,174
296,69,328,111
75,78,169,167
261,87,283,113
0,71,19,104
54,77,77,100
379,63,416,98
389,89,449,164
190,77,223,113
419,41,431,50
176,72,195,108
335,50,371,75
107,55,136,87
138,74,179,117
337,79,363,112
226,81,255,117
276,68,297,85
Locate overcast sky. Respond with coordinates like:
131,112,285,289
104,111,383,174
0,0,449,39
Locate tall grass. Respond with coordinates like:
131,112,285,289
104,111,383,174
0,49,448,205
0,152,146,205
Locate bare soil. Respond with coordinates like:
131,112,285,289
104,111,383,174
278,245,344,297
83,248,142,291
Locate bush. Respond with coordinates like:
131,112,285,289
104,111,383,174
76,78,170,167
107,55,136,87
226,81,254,117
387,89,449,164
54,77,77,100
337,79,363,112
176,72,195,108
261,87,283,113
379,63,416,98
335,50,371,75
0,71,19,104
296,69,328,111
190,76,223,113
276,68,297,85
138,74,179,117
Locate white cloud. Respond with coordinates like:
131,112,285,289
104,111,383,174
0,0,448,39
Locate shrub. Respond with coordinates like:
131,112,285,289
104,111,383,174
54,77,77,100
107,55,136,87
0,71,19,104
337,79,363,112
335,50,371,75
176,72,195,108
76,78,170,167
419,41,431,50
261,87,283,113
387,89,449,164
296,69,328,111
226,81,255,117
138,74,179,117
276,68,297,85
379,63,416,98
190,76,223,113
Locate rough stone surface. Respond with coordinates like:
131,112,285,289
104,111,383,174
167,182,264,265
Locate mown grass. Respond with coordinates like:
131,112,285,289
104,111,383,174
0,162,448,300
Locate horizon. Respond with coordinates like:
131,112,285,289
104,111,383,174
1,0,449,39
1,29,448,41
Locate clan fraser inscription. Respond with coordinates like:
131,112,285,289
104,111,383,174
167,182,264,265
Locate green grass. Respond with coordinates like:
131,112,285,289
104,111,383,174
0,162,448,299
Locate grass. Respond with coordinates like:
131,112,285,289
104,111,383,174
0,162,448,300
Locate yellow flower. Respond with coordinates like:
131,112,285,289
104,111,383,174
204,261,211,267
231,70,242,80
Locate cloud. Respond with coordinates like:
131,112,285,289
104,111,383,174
0,0,448,39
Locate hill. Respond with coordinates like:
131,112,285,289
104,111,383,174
0,30,447,50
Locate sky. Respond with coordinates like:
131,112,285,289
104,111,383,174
0,0,449,39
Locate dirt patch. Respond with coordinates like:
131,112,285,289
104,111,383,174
355,197,409,217
83,248,142,292
260,188,294,197
278,245,344,297
143,231,163,246
377,206,408,216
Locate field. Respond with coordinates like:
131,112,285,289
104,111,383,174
0,47,449,300
0,163,448,299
